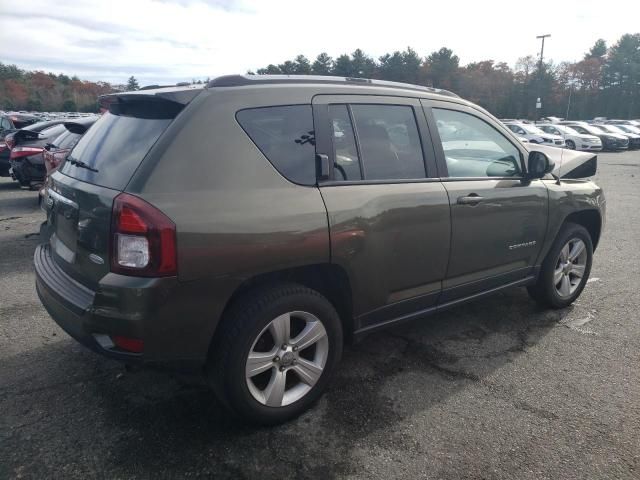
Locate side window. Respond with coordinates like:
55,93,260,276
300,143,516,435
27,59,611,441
350,105,426,180
236,105,316,185
1,118,11,130
433,109,522,178
328,105,362,181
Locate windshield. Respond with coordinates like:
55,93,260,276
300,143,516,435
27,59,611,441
600,125,624,134
520,124,546,135
60,101,180,190
618,125,640,134
555,125,579,135
585,125,606,134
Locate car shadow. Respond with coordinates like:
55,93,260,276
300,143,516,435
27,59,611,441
1,287,571,479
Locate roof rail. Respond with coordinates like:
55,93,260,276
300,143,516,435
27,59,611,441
207,74,459,98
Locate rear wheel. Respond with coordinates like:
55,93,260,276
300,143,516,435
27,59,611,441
566,139,576,150
528,223,593,308
209,283,343,425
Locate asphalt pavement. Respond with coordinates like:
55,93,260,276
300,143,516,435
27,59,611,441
0,151,638,479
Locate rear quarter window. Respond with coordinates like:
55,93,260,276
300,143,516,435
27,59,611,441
236,105,316,185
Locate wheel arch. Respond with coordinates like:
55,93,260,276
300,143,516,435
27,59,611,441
216,263,354,343
563,209,602,250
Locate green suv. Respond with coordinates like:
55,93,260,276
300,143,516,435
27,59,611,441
35,75,605,424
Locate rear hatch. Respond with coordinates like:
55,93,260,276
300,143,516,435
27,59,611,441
44,93,192,289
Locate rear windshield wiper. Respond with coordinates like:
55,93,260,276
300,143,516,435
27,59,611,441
67,156,99,173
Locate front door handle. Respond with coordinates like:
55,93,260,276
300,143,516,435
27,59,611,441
457,194,484,205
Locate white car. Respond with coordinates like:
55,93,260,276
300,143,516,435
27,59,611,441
538,124,602,151
503,122,565,147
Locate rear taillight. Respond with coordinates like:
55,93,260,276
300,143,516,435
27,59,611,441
111,335,144,353
0,142,6,153
110,193,177,277
10,146,44,159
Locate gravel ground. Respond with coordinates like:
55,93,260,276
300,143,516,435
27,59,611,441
0,151,638,479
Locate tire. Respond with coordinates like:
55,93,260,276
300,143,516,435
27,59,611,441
566,140,576,150
527,223,593,309
208,283,343,425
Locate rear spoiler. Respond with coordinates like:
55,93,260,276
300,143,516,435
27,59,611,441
98,85,204,110
64,119,98,134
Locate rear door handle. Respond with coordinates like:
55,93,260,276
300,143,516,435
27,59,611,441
457,194,484,205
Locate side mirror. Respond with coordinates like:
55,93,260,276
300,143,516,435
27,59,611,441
527,151,554,179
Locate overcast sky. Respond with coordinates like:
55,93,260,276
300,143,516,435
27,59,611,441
1,0,638,86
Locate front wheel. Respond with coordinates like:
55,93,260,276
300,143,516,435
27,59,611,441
566,140,576,150
208,283,343,425
528,223,593,309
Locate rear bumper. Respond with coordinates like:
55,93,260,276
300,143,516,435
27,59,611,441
10,157,46,184
34,243,213,368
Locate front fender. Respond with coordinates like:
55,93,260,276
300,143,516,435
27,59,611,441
536,179,605,264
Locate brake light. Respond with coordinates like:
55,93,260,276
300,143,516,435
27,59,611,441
111,335,144,353
110,193,177,277
10,146,43,159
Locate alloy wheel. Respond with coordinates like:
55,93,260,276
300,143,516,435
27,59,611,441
245,311,329,407
553,238,587,298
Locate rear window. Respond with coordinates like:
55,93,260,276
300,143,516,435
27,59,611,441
60,101,180,190
39,124,66,139
59,132,81,149
236,105,316,185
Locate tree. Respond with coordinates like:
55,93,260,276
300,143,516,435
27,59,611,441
378,51,406,82
278,61,297,74
62,99,77,111
256,64,282,74
585,39,607,59
423,47,460,89
333,54,354,76
293,55,312,74
312,53,334,75
350,49,376,78
126,76,139,91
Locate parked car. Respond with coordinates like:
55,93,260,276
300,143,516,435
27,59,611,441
596,124,640,149
614,124,640,137
2,119,69,178
0,112,40,132
538,124,602,151
43,117,98,177
9,123,66,187
604,119,640,128
36,75,605,424
559,121,629,151
503,121,565,147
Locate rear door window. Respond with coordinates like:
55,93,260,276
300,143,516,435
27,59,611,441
236,105,316,185
60,100,180,190
350,104,426,180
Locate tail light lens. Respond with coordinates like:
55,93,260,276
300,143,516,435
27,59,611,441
110,193,177,277
111,335,144,353
10,146,44,159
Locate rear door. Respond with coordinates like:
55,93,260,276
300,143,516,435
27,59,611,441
422,100,548,302
44,99,183,289
313,95,450,332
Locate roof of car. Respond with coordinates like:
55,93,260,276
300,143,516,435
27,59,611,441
99,74,460,106
206,74,459,98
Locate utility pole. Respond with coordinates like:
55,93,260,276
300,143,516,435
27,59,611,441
536,34,551,120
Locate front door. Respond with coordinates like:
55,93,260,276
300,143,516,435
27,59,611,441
313,95,451,332
423,101,548,302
